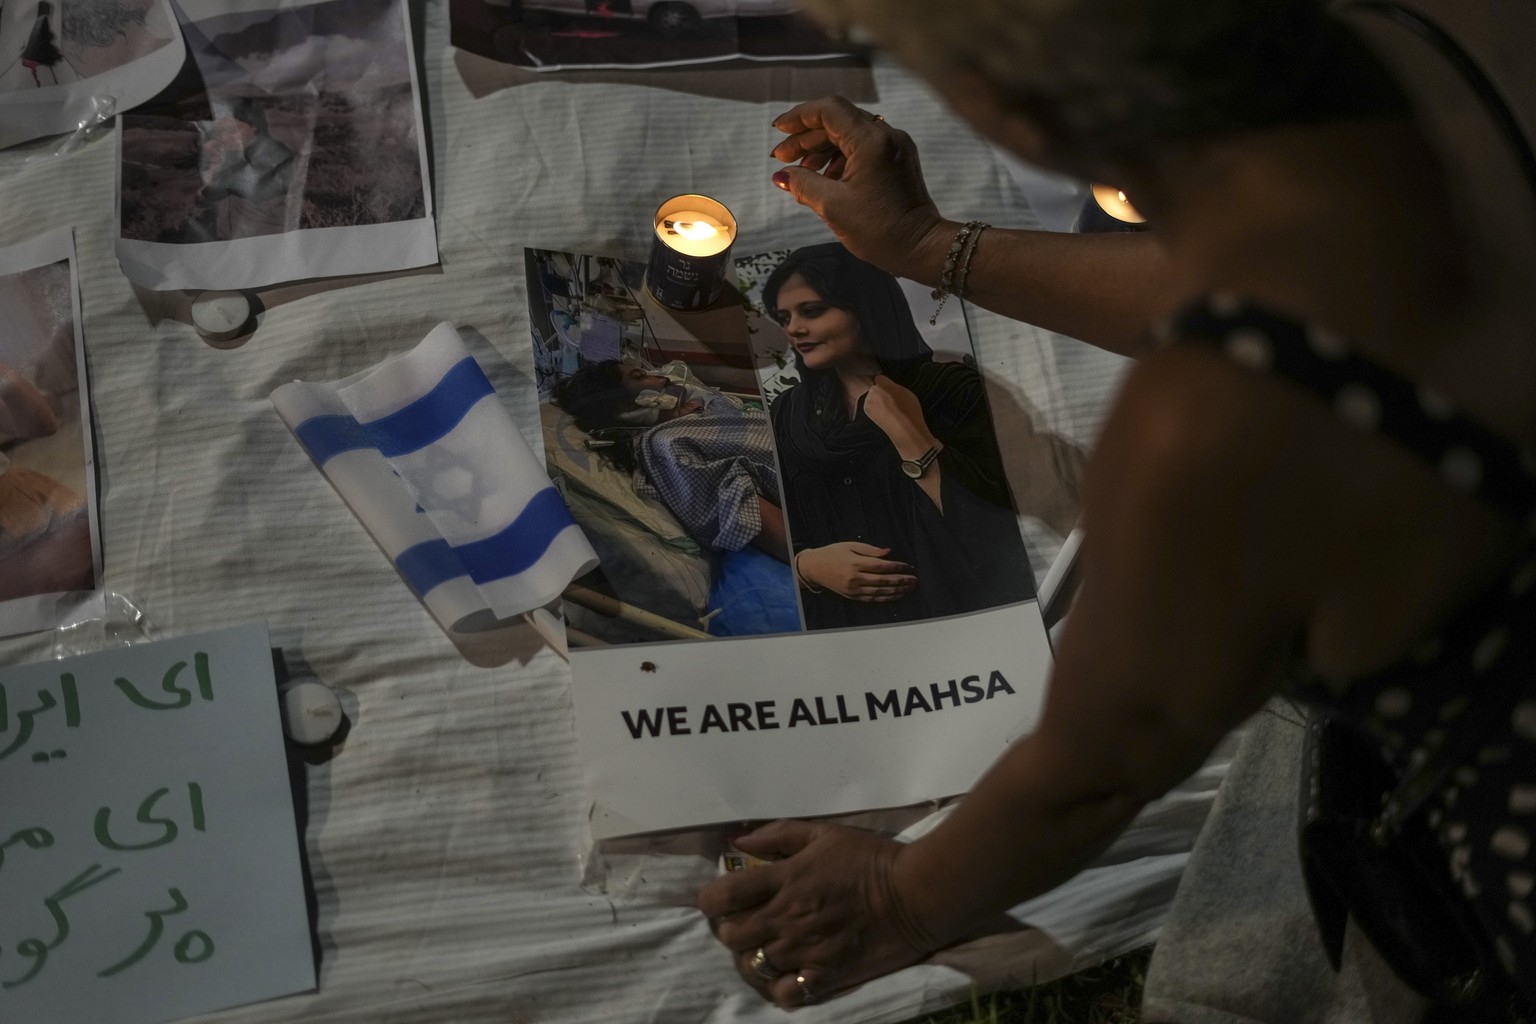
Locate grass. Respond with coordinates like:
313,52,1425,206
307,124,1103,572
896,947,1151,1024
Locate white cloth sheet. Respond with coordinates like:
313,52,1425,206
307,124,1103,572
0,3,1220,1021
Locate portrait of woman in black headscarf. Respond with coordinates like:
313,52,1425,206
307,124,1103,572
762,242,1034,630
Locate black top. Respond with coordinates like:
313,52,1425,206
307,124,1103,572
1171,295,1536,1001
772,358,1035,630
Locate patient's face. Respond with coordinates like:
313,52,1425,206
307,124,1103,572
772,274,863,372
620,365,671,397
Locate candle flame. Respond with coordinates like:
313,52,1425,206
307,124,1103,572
672,220,719,242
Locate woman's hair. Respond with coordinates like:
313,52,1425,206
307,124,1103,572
552,360,648,474
762,243,933,411
800,0,1406,167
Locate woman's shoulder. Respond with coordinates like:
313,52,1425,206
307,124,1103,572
1095,342,1522,674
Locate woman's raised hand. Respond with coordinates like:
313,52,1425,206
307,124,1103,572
796,542,916,602
770,96,947,281
697,820,939,1009
860,375,936,456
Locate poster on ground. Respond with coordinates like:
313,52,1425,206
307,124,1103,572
528,242,1056,837
115,0,436,291
0,622,315,1024
0,0,185,149
450,0,852,72
0,228,102,638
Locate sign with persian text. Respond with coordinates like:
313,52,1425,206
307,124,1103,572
0,623,314,1024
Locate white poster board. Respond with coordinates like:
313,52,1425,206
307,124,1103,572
0,622,316,1024
528,245,1058,838
577,603,1052,837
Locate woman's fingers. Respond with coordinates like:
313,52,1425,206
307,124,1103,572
770,127,835,163
698,861,780,919
733,818,824,858
715,909,781,954
856,556,915,576
771,95,885,148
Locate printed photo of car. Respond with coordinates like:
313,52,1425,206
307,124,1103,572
484,0,794,36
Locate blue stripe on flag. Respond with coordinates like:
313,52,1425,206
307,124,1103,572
394,538,463,597
363,358,495,458
393,487,578,596
294,414,373,465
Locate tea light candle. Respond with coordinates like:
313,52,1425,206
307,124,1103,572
191,290,254,341
647,194,738,310
1090,183,1146,224
280,681,344,746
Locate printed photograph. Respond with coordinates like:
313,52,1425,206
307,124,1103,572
527,248,800,645
120,0,426,244
738,242,1037,631
0,258,95,607
451,0,849,71
0,0,176,92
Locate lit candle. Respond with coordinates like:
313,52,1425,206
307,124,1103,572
1090,183,1146,224
657,211,732,257
647,194,738,310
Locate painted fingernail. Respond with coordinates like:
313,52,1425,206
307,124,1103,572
772,170,791,191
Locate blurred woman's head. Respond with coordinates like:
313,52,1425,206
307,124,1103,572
553,361,655,433
763,243,930,381
799,0,1405,174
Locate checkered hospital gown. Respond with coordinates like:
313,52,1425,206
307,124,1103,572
633,389,780,553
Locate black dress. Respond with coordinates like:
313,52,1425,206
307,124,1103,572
772,358,1035,630
1173,296,1536,1006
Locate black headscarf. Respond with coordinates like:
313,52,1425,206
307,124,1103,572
763,243,936,469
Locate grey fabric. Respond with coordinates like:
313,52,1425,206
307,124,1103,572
1141,705,1427,1024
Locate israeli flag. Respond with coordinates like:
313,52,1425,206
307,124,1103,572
271,322,597,635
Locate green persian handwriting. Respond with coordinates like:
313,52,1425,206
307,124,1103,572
112,653,213,711
0,828,54,874
98,888,214,976
93,783,206,852
1,863,120,989
0,675,81,762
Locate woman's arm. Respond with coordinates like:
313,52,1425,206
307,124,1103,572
770,97,1177,358
700,349,1328,1006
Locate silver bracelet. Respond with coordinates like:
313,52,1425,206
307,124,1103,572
930,220,988,325
793,551,824,593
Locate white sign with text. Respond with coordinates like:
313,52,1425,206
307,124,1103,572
0,623,314,1024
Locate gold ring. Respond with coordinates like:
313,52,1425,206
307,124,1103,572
871,113,885,124
795,973,817,1005
750,948,781,981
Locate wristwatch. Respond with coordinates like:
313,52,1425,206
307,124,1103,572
900,444,942,479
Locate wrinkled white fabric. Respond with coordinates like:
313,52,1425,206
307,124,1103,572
0,2,1218,1020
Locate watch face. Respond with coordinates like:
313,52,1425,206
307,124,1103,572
900,460,922,479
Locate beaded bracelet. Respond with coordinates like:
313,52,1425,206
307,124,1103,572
953,223,988,313
929,220,989,325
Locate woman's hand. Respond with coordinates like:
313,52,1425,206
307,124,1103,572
796,542,916,601
698,820,939,1008
770,96,949,281
860,375,937,457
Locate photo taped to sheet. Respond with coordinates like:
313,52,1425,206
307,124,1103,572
451,0,853,72
0,229,102,638
526,242,1040,647
116,0,437,290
